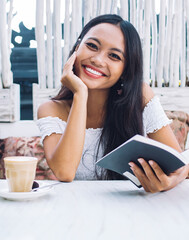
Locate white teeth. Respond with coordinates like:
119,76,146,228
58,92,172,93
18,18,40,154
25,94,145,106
85,67,103,76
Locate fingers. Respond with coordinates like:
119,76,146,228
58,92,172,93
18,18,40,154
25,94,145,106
138,158,168,185
129,158,188,193
147,160,168,183
63,52,77,72
61,52,77,85
61,51,88,94
129,165,150,192
129,159,167,193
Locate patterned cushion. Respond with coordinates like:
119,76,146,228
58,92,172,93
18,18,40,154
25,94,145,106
0,137,57,180
165,111,189,151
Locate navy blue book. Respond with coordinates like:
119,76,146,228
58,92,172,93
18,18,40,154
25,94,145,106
96,134,188,188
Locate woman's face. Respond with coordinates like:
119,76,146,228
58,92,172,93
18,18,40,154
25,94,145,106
74,23,125,90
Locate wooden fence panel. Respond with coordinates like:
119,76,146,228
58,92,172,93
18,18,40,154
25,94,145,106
0,0,20,122
186,0,189,81
35,0,189,89
173,0,181,87
111,0,118,14
33,0,189,120
169,14,176,87
151,0,157,87
32,83,59,120
181,0,186,87
84,0,91,25
143,0,151,83
35,0,46,89
156,0,165,87
130,0,136,27
0,84,20,122
63,0,71,66
46,0,53,88
120,0,128,20
163,0,173,85
0,39,2,89
0,0,13,88
53,0,62,88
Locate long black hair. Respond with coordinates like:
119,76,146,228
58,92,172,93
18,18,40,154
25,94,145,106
53,14,144,180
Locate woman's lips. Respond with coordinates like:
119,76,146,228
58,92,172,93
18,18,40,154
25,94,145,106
82,65,107,79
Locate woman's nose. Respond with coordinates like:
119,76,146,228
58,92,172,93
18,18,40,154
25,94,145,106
90,53,106,67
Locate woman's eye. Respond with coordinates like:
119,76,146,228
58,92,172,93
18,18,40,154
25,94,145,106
86,42,98,50
109,53,121,60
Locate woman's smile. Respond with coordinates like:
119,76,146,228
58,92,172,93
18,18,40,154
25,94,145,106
82,65,107,79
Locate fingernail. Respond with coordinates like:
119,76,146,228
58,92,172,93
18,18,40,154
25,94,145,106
149,160,153,166
128,162,134,167
138,158,144,164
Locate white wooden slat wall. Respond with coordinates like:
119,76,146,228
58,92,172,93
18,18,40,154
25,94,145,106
181,0,186,87
33,0,189,120
53,0,62,88
143,0,151,84
173,0,181,87
119,0,128,20
7,0,13,56
0,84,20,122
151,0,157,87
186,0,189,82
156,0,165,87
0,0,13,88
0,0,20,122
163,0,173,86
0,38,2,89
46,0,53,89
63,0,70,66
35,0,46,89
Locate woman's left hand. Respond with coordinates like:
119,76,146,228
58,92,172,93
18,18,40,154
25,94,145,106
129,159,189,193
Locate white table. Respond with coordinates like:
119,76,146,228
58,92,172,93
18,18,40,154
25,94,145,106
0,179,189,240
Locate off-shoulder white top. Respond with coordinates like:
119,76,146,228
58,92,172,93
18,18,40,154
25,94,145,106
36,96,171,180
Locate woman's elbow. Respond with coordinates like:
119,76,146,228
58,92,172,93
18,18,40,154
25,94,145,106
46,157,77,182
55,170,76,182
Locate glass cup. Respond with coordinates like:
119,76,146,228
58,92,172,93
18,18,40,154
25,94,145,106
4,156,38,192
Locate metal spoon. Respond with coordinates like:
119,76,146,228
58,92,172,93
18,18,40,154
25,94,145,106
31,181,63,192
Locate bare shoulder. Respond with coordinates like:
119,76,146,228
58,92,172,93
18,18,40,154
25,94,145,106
142,82,155,107
37,100,71,121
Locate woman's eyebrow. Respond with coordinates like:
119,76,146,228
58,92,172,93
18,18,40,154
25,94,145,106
87,37,101,45
86,37,125,57
110,48,125,57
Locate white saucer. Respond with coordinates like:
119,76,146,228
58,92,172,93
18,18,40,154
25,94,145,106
0,183,52,201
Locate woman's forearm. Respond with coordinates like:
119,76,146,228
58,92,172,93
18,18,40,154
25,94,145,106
47,90,88,181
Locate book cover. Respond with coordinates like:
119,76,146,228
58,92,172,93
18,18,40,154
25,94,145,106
96,135,187,188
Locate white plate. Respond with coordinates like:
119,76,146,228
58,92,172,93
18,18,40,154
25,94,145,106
0,183,52,201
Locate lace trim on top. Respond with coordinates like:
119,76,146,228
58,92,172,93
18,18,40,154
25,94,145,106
143,96,172,134
36,116,102,143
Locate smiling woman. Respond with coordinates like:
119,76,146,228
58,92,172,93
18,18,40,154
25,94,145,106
36,14,189,193
74,23,125,90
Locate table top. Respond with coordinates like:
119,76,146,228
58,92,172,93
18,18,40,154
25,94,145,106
1,179,189,240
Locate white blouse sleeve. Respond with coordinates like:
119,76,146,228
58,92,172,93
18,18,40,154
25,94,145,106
143,96,172,135
36,116,66,142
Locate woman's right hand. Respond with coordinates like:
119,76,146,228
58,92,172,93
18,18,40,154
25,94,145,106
61,52,87,94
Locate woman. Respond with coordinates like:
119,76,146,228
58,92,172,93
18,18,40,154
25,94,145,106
37,14,188,193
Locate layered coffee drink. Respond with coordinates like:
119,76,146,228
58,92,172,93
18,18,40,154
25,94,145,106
4,156,38,192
